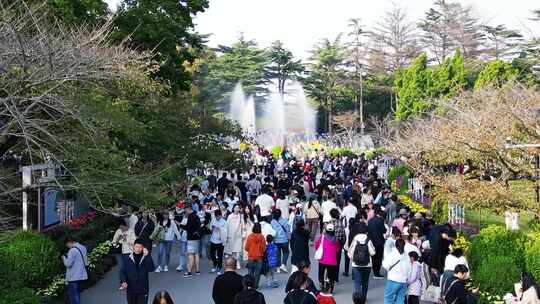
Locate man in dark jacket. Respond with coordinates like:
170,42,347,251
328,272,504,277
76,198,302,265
233,274,266,304
121,239,155,304
212,257,244,304
443,264,472,304
428,224,457,272
180,204,202,277
368,210,387,278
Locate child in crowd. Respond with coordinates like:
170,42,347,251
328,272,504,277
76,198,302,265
265,235,280,288
317,282,336,304
406,251,424,304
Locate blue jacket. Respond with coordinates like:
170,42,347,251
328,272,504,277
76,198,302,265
271,218,290,244
266,243,280,268
62,243,88,282
121,253,155,295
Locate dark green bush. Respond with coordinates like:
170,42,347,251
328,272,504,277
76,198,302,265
469,225,527,294
0,231,61,289
0,287,40,304
475,255,520,294
525,232,540,282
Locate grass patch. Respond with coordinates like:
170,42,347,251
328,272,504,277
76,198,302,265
466,208,535,233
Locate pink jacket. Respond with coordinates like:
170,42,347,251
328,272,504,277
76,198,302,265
314,234,340,266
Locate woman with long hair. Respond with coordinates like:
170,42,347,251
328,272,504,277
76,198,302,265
226,203,245,269
243,204,256,262
290,220,310,272
154,212,180,273
519,272,540,304
152,290,174,304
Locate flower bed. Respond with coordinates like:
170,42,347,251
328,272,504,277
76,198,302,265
398,194,428,213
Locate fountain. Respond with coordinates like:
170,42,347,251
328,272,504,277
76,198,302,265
228,81,317,147
229,83,256,136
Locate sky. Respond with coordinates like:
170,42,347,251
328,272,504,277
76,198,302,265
105,0,540,59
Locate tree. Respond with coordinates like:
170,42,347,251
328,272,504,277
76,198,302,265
206,36,270,106
433,50,466,98
5,0,109,25
332,111,358,147
112,0,209,93
371,2,421,72
419,0,483,63
266,40,303,95
474,60,518,89
383,86,540,216
346,18,368,133
480,25,522,60
394,53,434,120
303,36,347,133
394,50,466,121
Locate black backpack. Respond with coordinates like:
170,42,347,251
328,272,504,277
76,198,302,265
353,238,370,266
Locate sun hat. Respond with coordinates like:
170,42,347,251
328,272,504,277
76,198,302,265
399,209,408,216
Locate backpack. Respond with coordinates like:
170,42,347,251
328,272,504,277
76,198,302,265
438,277,459,304
266,243,280,268
353,238,370,266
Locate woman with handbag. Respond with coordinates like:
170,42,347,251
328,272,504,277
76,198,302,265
382,239,410,304
152,212,180,273
112,221,136,290
314,223,340,293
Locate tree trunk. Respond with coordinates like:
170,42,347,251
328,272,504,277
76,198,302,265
328,107,333,134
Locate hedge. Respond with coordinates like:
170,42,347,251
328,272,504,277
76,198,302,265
469,225,527,295
0,230,61,290
525,232,540,282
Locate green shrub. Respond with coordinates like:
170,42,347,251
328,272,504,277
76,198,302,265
388,165,410,186
0,230,61,289
469,225,527,294
525,232,540,281
327,147,357,159
271,145,282,160
0,287,40,304
475,255,520,295
431,195,449,223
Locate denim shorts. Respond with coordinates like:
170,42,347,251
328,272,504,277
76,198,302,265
187,240,200,254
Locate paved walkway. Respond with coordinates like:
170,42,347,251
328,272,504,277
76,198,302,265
82,240,387,304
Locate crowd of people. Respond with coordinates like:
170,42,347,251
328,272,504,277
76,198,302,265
61,146,540,304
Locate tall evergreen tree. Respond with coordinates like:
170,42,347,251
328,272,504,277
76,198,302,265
480,25,522,60
419,0,483,63
206,36,270,104
266,40,303,95
112,0,209,93
303,36,347,133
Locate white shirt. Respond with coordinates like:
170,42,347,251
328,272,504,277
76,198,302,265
383,248,410,283
255,194,275,217
276,199,290,220
321,200,337,223
342,204,358,226
444,254,470,273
